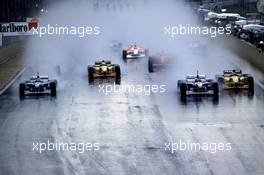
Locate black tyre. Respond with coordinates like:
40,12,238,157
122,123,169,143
212,82,219,97
122,50,127,60
180,83,187,100
177,80,185,89
217,76,224,84
148,58,154,73
247,76,254,92
19,83,25,98
50,82,56,96
115,65,121,79
88,66,94,80
115,78,121,85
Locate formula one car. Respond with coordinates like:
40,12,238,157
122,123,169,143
178,73,219,100
88,60,121,81
216,69,254,91
122,44,148,60
148,52,172,72
19,73,57,98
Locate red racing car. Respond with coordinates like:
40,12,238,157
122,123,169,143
122,44,149,60
148,51,173,72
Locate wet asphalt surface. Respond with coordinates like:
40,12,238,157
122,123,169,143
0,39,264,175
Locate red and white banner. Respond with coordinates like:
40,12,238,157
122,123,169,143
0,18,39,36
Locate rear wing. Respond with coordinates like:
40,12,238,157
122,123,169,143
31,76,49,80
223,69,242,75
95,60,111,65
186,75,206,80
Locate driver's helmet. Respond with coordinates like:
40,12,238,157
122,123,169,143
195,78,201,83
36,75,41,82
36,73,40,80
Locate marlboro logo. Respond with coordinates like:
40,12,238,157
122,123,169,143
0,18,39,34
0,23,28,33
28,18,38,30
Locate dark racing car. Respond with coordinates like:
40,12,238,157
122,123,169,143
178,73,219,100
19,73,57,98
148,52,173,72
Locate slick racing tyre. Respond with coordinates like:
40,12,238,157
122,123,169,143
148,58,154,73
88,66,94,81
247,76,254,93
122,50,127,60
212,82,219,97
50,82,57,97
177,80,185,88
180,83,187,100
115,78,121,85
217,76,224,84
115,65,121,79
19,83,25,98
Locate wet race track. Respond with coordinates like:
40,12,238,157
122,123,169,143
1,1,264,174
0,39,264,175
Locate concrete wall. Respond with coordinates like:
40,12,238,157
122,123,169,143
223,35,264,72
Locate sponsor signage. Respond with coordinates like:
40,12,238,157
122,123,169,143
0,18,39,36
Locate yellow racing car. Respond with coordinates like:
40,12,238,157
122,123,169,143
88,60,121,82
216,69,254,92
